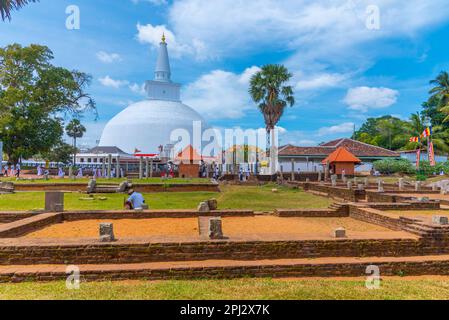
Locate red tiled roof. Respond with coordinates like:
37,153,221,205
279,138,399,158
321,147,361,164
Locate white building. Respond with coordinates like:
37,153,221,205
99,35,208,155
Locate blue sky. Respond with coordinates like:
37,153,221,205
1,0,449,148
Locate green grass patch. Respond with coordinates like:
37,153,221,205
0,184,331,211
1,277,449,300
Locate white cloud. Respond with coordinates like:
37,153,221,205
183,66,260,119
343,86,399,112
296,73,348,90
98,76,129,89
129,83,146,95
318,122,355,136
96,51,122,64
136,23,206,59
131,0,167,5
167,0,449,60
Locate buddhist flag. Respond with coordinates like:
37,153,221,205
409,137,420,143
422,127,432,138
428,141,436,167
416,149,421,169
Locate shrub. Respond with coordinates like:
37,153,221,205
373,159,415,174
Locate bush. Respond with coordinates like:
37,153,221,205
373,159,415,174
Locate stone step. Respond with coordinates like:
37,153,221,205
3,255,449,282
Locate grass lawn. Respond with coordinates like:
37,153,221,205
0,184,331,211
4,177,211,185
1,277,449,300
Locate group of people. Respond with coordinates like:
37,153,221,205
3,164,21,178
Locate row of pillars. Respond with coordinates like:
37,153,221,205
70,155,155,179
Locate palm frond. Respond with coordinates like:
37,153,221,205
0,0,38,21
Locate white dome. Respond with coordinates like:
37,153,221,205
99,100,207,154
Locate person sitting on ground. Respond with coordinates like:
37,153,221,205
124,189,147,210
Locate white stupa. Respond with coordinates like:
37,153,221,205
99,34,207,155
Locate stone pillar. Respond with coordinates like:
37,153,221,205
45,192,64,212
198,216,224,240
432,184,437,192
347,181,352,190
99,223,115,242
342,171,347,183
353,177,358,185
102,156,106,177
324,161,330,181
331,175,337,187
116,156,120,178
415,181,421,192
107,154,112,179
69,166,73,179
333,227,346,238
318,171,322,182
291,158,295,181
377,179,384,192
364,177,369,187
150,159,154,178
139,157,143,179
398,178,404,191
145,157,149,178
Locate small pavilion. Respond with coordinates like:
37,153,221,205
175,145,202,178
321,147,361,175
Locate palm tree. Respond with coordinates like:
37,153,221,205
429,71,449,122
249,64,295,174
65,119,86,166
0,0,38,21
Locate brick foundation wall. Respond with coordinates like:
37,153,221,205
301,183,366,202
0,213,62,238
62,210,254,221
13,183,220,193
0,237,439,265
4,258,449,283
0,212,35,223
274,208,348,217
349,206,404,231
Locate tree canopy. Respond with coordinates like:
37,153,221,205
0,43,95,164
249,64,295,131
355,71,449,154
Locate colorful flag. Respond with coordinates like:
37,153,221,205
409,137,420,143
416,149,421,169
422,127,432,138
428,141,436,167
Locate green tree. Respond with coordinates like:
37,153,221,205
354,115,409,150
65,119,86,166
429,71,449,122
249,64,295,173
0,43,95,164
41,141,76,165
0,0,38,21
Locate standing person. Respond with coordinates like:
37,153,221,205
120,167,124,179
58,167,65,178
37,165,43,176
15,163,21,178
77,167,83,178
3,164,8,177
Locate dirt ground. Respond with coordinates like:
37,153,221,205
23,216,407,240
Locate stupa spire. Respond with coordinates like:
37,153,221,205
154,33,171,82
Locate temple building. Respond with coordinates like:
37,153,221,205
99,35,207,155
278,138,400,173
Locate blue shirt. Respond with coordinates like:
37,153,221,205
127,192,145,209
